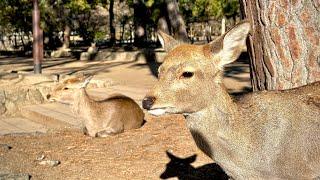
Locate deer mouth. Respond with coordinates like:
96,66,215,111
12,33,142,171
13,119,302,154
148,108,167,116
148,107,180,116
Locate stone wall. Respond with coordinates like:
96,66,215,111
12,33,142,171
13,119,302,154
0,87,45,117
94,48,167,63
0,74,57,117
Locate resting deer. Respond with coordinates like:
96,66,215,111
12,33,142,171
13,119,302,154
48,76,144,137
142,21,320,179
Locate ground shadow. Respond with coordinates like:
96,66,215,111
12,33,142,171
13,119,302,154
160,151,228,180
131,48,162,77
230,86,252,97
224,52,250,82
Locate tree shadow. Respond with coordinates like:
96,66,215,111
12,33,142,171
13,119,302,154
160,151,228,180
131,48,162,77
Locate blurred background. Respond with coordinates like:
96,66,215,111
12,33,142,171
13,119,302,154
0,0,240,54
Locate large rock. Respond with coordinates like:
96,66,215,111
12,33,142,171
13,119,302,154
93,48,166,62
0,74,58,117
1,87,45,117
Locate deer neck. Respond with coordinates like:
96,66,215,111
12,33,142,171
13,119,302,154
72,88,92,115
185,86,241,159
188,88,238,128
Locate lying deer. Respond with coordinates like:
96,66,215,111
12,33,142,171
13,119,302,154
48,76,144,137
143,21,320,179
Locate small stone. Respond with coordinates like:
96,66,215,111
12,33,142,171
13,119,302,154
36,154,45,161
0,173,30,180
38,160,60,167
66,146,76,150
0,144,12,151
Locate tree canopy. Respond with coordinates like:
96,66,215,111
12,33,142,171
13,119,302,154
0,0,240,49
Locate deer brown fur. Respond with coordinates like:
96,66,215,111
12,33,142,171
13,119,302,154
142,21,320,179
48,76,144,137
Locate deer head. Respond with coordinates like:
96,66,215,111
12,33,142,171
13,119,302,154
142,21,251,116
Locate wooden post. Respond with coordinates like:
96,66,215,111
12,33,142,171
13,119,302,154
32,0,43,74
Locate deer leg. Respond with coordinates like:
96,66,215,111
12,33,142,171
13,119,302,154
96,127,122,137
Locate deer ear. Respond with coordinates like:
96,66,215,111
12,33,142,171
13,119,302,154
158,31,180,52
218,21,251,67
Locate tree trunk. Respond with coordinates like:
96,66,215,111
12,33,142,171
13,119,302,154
109,0,116,45
158,17,170,34
14,34,17,48
165,0,189,42
0,37,7,50
157,2,170,34
240,0,320,91
62,25,71,49
133,0,148,47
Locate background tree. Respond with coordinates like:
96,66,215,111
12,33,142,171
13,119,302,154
0,0,33,50
132,0,149,47
134,0,190,43
0,0,241,51
180,0,239,34
156,1,170,34
165,0,189,42
41,0,92,48
108,0,116,44
239,0,320,90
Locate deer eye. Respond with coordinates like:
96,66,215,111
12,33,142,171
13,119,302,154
181,71,194,79
63,87,69,90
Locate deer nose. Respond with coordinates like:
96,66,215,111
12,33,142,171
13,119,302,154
142,96,155,110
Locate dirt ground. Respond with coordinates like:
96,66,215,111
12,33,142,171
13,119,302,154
0,114,228,180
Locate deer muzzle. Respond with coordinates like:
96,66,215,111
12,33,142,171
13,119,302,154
142,96,155,110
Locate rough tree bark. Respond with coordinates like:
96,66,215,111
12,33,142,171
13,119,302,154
165,0,189,42
239,0,320,91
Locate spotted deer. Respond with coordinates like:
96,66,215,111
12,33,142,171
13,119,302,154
142,21,320,179
48,76,144,137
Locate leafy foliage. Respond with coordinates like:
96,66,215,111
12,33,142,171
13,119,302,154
0,0,239,48
180,0,239,22
0,0,33,34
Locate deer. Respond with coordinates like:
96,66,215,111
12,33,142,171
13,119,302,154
47,75,145,137
142,21,320,179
